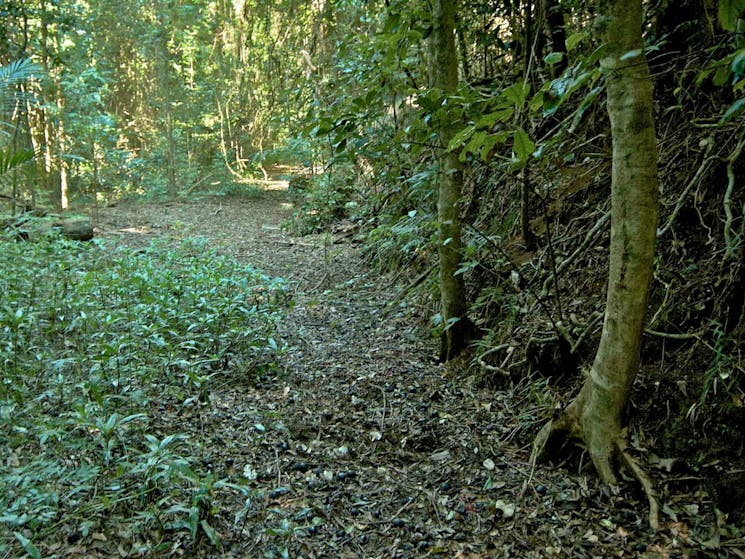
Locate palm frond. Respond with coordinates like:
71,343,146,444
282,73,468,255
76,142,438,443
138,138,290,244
0,59,41,92
0,59,43,115
0,146,35,176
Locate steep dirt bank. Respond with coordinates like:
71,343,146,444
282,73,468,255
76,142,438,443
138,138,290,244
91,191,732,558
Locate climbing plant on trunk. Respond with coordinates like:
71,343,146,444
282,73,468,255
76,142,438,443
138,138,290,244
532,0,660,527
430,0,475,362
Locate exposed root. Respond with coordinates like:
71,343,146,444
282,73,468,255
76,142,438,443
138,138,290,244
531,411,660,530
616,438,660,531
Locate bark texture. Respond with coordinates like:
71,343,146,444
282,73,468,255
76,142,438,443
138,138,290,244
534,0,659,488
430,0,474,361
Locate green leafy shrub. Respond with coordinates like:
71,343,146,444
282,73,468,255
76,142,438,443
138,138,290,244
0,234,284,554
288,169,357,233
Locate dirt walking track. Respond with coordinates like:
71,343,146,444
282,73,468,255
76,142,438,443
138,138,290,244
91,187,703,559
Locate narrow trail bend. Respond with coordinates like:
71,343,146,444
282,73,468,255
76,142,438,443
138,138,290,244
92,189,675,558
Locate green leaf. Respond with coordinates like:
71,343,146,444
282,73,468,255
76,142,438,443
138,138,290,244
201,519,223,548
0,59,41,91
719,98,745,124
475,108,513,128
447,124,476,151
383,13,401,34
714,64,731,87
587,44,609,66
14,533,42,559
500,82,530,106
0,147,34,175
480,132,509,162
512,128,535,167
544,52,564,65
529,86,547,113
731,49,745,78
566,32,587,52
619,49,643,61
719,0,745,31
570,86,603,132
464,131,488,156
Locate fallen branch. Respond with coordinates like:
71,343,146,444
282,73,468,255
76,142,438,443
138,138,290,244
386,264,437,311
275,240,318,248
571,311,604,353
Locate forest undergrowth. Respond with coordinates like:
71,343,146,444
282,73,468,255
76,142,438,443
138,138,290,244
2,188,742,558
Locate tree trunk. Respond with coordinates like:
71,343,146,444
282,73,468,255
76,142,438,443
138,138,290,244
543,0,568,75
430,0,474,362
156,22,178,196
533,0,659,509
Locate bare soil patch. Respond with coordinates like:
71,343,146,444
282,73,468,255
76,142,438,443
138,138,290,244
90,191,726,558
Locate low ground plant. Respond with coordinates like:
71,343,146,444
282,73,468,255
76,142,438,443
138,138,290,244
0,233,285,554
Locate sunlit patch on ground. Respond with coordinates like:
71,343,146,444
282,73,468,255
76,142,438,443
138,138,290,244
257,176,290,191
118,226,152,234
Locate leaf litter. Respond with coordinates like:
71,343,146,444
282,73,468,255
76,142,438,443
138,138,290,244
88,191,742,558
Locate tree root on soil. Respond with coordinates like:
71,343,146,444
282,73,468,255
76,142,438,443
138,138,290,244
531,413,660,530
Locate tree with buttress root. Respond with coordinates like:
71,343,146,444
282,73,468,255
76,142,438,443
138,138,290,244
531,0,661,529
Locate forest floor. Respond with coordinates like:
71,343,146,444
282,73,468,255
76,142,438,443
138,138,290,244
90,185,731,559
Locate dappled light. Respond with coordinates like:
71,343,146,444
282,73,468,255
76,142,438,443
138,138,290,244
1,0,744,557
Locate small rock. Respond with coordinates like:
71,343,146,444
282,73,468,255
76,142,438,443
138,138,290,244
337,470,356,481
269,487,290,499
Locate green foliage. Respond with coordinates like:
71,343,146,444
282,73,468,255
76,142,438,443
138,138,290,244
0,234,284,554
0,58,40,106
719,0,745,31
365,207,438,272
700,321,741,404
0,59,40,198
287,168,358,234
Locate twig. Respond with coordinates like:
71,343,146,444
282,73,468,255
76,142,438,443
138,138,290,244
467,223,562,335
571,311,604,353
373,384,387,432
476,343,512,376
648,273,672,328
543,208,610,294
657,138,716,238
538,190,564,323
312,272,329,292
275,240,318,248
644,328,704,340
386,264,437,311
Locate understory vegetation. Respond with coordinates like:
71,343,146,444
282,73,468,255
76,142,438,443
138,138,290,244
285,0,745,528
2,0,745,556
0,233,285,554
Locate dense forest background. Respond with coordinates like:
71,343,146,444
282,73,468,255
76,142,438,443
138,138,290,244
2,0,745,557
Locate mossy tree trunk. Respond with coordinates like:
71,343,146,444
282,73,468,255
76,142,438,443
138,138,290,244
533,0,659,506
430,0,474,361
